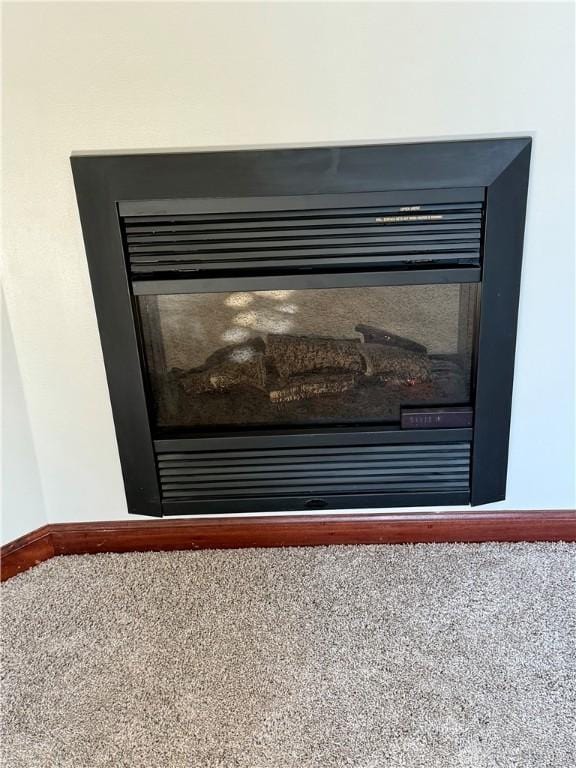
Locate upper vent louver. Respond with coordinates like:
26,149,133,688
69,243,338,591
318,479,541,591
122,200,483,278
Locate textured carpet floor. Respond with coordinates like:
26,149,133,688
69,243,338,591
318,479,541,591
2,543,575,768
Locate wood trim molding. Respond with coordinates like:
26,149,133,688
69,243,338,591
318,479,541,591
2,510,575,582
1,525,55,581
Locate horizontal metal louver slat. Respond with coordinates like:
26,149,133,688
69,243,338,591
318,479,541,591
156,442,471,501
129,254,478,275
126,223,480,240
128,233,480,252
159,460,470,474
123,200,483,276
122,201,483,225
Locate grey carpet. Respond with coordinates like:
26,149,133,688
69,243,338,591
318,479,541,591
2,543,575,768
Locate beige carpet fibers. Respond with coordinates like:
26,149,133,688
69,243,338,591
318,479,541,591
2,543,575,767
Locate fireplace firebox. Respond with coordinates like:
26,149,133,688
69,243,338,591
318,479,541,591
72,139,530,516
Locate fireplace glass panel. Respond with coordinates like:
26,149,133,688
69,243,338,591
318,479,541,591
138,284,477,431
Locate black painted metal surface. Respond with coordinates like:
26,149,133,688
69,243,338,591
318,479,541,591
121,195,483,277
71,138,531,516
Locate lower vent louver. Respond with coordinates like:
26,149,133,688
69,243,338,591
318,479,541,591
123,200,483,277
156,442,471,501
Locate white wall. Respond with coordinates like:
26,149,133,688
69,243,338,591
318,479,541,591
2,295,47,541
3,2,575,538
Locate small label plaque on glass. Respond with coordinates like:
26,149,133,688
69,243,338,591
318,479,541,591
401,407,473,430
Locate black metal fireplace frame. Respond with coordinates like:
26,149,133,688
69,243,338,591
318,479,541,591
71,138,531,517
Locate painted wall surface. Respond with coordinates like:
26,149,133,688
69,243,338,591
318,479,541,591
2,297,47,542
2,2,575,537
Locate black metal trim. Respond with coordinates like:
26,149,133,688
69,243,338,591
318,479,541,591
71,138,531,517
72,138,529,196
470,143,531,504
161,491,471,516
119,188,484,217
132,267,480,296
70,171,161,516
154,427,473,453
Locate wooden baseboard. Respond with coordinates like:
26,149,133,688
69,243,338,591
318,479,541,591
2,511,575,581
1,525,55,581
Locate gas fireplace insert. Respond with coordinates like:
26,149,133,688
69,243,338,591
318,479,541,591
72,139,531,516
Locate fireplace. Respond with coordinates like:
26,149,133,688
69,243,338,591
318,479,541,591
72,139,530,516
